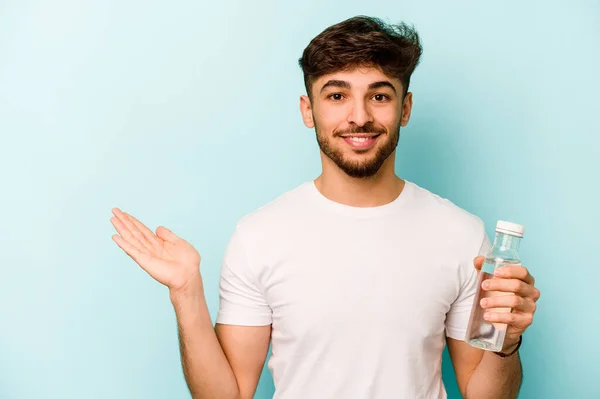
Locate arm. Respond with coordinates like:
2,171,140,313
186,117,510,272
109,209,271,399
171,279,271,399
215,323,271,399
447,337,522,399
448,258,540,399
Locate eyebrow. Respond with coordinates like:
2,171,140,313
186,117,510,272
320,80,351,93
319,80,397,94
368,81,397,94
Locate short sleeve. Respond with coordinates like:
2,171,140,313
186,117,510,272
445,228,492,340
215,224,273,326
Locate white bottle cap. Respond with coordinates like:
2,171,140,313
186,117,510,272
496,220,525,237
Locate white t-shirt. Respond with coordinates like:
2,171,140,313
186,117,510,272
216,180,490,399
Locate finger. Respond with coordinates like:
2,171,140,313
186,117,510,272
112,234,146,264
483,278,538,299
481,294,536,313
112,208,151,251
483,310,534,329
473,256,484,272
156,225,180,243
493,265,535,286
125,212,162,249
110,215,144,252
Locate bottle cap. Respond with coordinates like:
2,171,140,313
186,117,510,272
496,220,525,237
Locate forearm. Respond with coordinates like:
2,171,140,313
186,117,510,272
170,279,240,399
465,347,522,399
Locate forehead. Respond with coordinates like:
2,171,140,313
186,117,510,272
313,67,403,92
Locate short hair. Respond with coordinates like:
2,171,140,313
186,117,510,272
299,16,423,97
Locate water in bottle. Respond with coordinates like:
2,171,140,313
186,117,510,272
465,220,525,352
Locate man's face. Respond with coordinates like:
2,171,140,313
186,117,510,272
300,67,413,178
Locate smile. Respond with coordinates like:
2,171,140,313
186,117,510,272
340,134,382,150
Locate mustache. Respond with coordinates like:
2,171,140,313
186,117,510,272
334,123,387,136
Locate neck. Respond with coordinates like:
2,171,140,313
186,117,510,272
315,152,404,207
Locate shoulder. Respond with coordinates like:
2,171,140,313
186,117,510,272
406,182,489,284
406,181,487,243
234,181,314,236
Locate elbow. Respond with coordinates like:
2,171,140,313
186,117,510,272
189,386,240,399
191,393,240,399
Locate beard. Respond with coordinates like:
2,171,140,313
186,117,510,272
315,120,401,178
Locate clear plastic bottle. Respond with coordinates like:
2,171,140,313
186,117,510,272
465,220,525,352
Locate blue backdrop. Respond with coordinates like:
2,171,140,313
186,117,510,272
1,1,598,398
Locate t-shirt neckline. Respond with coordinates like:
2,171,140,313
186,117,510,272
304,179,414,218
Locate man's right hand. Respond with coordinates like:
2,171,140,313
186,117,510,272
110,208,202,295
110,207,271,399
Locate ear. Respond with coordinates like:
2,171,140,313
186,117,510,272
299,95,314,128
400,92,413,127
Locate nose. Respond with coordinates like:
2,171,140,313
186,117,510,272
347,98,373,127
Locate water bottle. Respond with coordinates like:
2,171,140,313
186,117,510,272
465,220,525,352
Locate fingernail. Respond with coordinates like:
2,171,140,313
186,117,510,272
484,312,491,320
494,268,505,276
480,298,487,307
482,281,490,289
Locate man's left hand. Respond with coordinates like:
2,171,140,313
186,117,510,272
474,256,541,351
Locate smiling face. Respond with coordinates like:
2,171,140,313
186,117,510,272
300,66,413,178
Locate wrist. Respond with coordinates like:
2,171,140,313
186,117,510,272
496,335,522,357
502,338,520,352
169,272,205,303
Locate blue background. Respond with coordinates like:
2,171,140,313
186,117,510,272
1,1,598,398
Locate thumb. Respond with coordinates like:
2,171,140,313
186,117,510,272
156,226,180,243
473,256,485,271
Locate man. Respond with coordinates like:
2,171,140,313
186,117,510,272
110,16,540,399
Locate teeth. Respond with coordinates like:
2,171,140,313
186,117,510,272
349,137,370,142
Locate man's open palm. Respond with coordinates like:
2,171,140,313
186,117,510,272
110,208,201,291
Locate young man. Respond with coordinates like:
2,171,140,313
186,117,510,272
110,16,540,399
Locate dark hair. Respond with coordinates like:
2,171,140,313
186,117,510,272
298,16,423,97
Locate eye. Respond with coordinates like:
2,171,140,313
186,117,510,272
373,94,390,102
328,93,344,101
